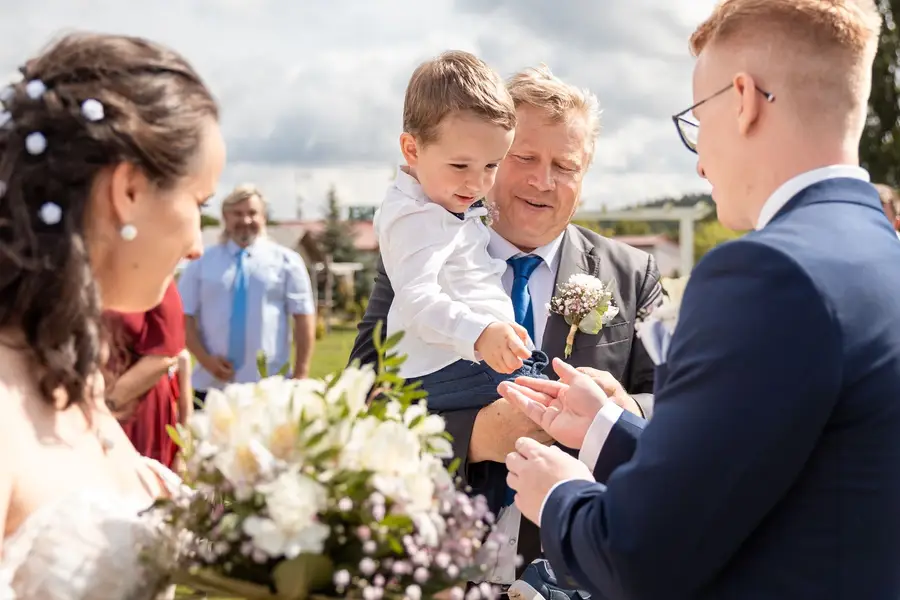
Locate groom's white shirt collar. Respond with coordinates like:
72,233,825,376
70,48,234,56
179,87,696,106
755,165,870,230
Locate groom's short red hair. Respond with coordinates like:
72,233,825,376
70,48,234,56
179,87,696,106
690,0,881,57
690,0,882,131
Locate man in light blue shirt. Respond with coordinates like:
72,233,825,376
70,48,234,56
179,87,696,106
179,184,316,400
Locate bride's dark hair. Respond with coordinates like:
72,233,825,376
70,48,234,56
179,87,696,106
0,32,218,408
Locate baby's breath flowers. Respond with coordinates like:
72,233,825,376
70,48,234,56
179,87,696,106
549,274,619,358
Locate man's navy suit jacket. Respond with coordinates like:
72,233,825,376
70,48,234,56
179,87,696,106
541,178,900,599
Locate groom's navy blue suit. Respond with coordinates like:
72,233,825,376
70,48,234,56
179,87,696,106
540,177,900,599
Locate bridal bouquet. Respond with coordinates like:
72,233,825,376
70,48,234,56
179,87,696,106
144,324,503,599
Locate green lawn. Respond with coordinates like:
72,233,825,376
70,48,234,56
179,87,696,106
308,324,359,379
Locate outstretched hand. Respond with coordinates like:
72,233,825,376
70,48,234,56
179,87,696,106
498,357,611,449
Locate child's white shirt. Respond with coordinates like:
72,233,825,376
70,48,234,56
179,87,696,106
373,167,521,378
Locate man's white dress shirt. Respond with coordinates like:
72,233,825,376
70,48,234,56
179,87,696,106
537,165,872,528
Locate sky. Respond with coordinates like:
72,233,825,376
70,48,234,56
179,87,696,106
0,0,718,220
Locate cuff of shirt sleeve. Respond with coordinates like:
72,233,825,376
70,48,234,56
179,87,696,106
577,403,624,471
453,314,496,362
538,479,575,526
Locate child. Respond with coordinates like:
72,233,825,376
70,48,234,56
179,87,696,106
374,50,549,411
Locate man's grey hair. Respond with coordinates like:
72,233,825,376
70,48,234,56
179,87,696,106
506,64,602,163
219,183,268,244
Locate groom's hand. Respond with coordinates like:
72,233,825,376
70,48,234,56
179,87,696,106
506,437,593,524
499,357,610,449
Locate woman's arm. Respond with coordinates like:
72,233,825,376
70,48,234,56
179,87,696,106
106,355,177,411
176,350,193,424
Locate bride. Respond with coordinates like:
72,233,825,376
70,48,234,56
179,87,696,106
0,32,225,598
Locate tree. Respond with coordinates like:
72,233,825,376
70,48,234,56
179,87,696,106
319,185,359,264
200,213,220,229
694,219,745,262
861,0,900,187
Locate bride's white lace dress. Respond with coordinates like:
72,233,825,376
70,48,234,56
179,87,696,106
0,459,178,600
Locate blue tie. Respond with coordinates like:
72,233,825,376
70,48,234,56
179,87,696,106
227,248,248,371
504,254,543,507
508,254,543,342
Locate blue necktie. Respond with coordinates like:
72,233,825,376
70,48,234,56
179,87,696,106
504,254,543,507
227,248,248,371
508,254,543,342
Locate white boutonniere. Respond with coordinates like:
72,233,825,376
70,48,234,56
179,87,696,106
635,276,686,365
549,273,619,358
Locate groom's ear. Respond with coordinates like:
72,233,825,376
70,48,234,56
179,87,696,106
399,132,420,167
734,72,763,137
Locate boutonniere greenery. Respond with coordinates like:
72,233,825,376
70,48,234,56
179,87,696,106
473,198,499,227
549,273,619,358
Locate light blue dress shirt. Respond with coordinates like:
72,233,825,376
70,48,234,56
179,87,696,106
178,238,316,391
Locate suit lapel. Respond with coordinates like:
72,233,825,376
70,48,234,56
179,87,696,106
541,225,600,361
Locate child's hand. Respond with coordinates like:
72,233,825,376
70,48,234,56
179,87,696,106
475,322,532,374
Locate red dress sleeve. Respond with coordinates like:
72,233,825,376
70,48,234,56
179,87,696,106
112,281,186,468
121,282,186,357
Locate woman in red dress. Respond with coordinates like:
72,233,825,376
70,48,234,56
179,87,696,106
105,280,193,468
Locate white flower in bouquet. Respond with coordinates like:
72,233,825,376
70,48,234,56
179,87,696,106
147,328,505,600
243,469,330,559
325,364,377,416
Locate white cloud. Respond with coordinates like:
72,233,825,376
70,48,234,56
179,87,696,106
0,0,716,218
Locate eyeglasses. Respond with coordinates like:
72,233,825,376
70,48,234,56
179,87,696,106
672,83,775,154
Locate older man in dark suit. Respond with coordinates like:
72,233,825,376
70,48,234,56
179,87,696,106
348,65,663,594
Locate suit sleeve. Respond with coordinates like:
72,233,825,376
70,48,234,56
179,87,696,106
624,253,663,414
348,256,393,368
539,240,842,600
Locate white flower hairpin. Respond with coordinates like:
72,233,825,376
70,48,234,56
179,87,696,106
81,98,104,122
25,132,46,155
25,80,46,100
38,202,62,226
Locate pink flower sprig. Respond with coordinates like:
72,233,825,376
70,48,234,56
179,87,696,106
548,274,619,357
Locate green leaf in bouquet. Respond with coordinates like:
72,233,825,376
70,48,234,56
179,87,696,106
173,568,277,599
382,354,407,368
447,457,461,476
372,321,385,353
382,330,404,352
379,513,414,532
166,424,185,449
258,351,269,379
277,361,291,377
303,428,329,449
387,535,404,554
272,553,335,600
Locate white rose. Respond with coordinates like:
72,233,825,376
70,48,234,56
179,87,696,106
341,419,422,477
326,365,376,416
243,470,330,558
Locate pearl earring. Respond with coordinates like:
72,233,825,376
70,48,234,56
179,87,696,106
120,224,137,241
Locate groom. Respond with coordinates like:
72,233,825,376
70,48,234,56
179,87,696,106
502,1,900,599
